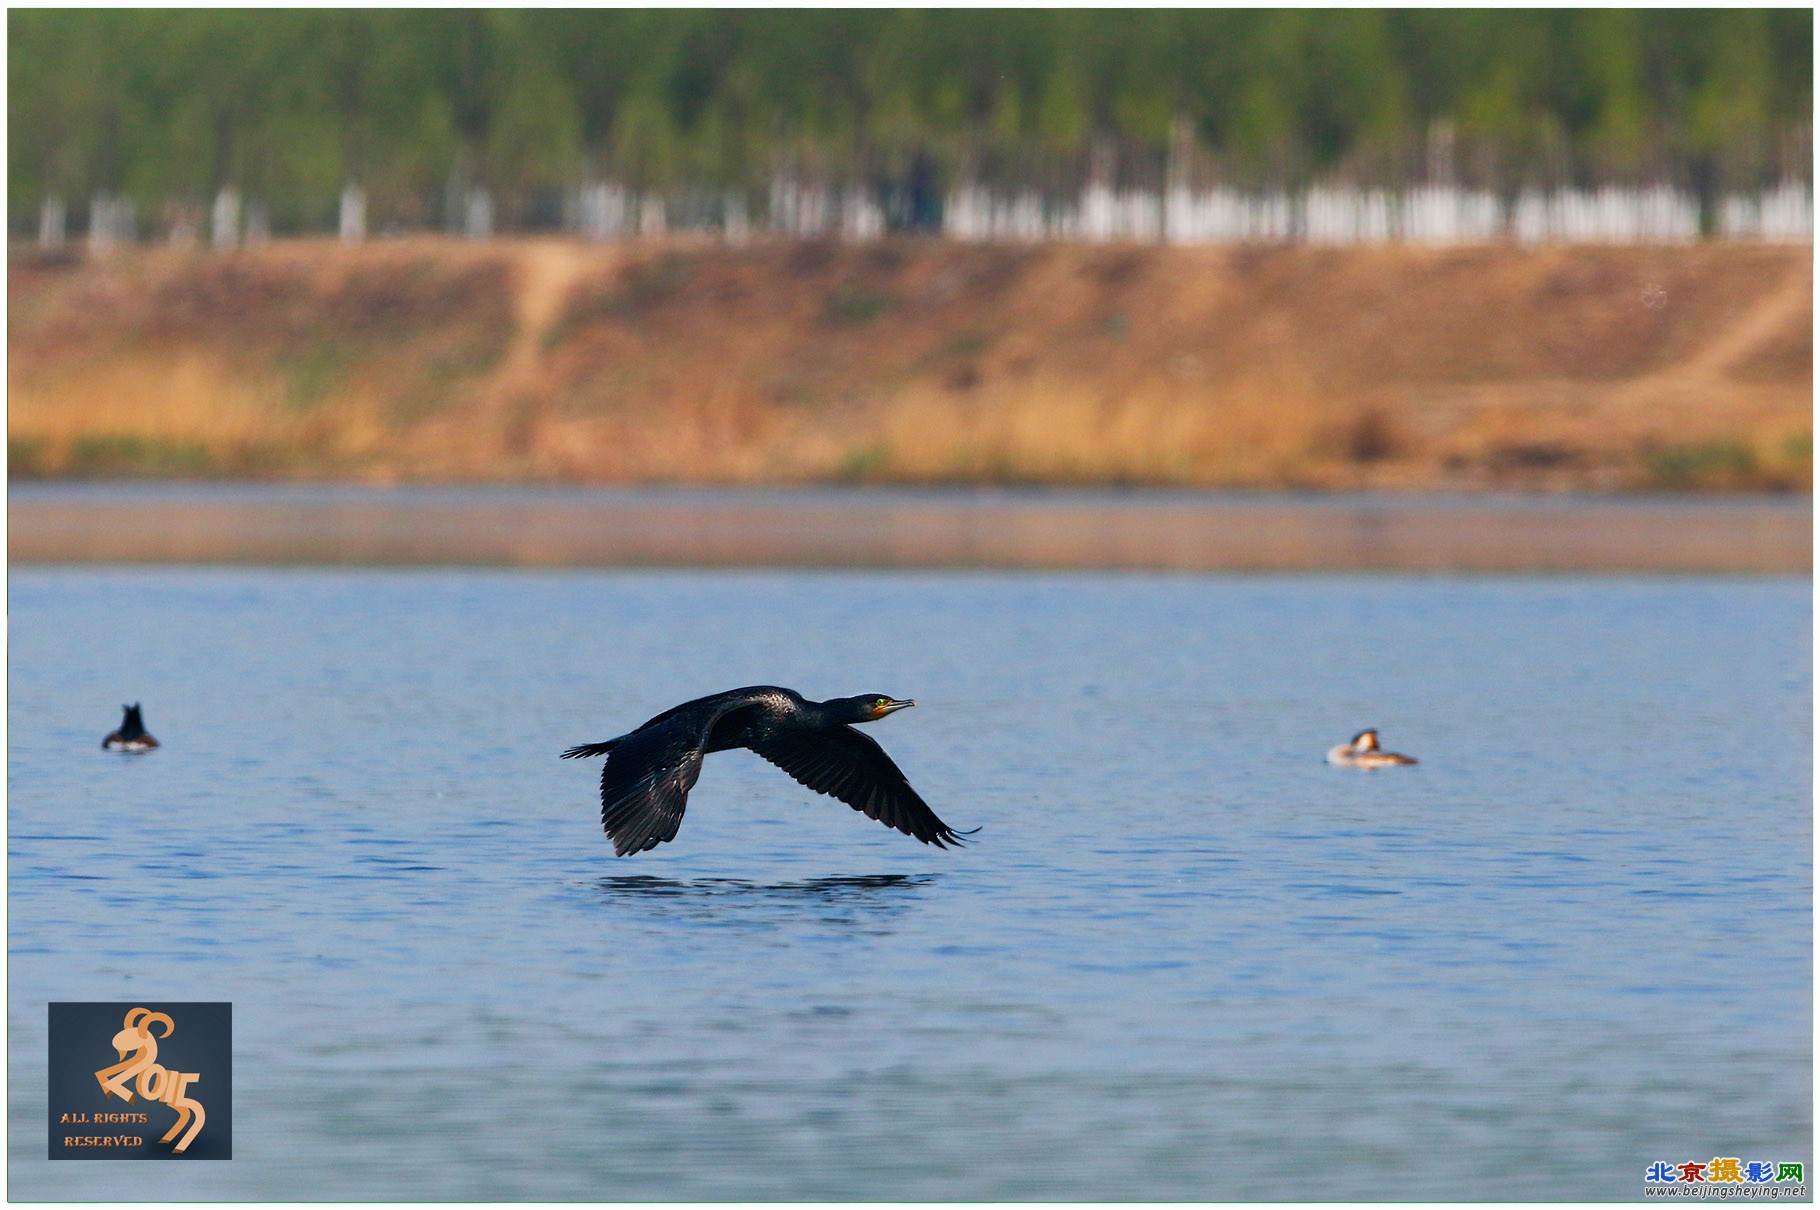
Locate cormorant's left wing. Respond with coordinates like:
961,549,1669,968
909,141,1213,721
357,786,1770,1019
594,715,704,856
752,726,973,848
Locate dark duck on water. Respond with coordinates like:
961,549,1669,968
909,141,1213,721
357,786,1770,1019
562,686,976,856
103,703,159,753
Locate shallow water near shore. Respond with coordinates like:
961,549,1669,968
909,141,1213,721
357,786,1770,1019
9,482,1812,573
8,567,1810,1199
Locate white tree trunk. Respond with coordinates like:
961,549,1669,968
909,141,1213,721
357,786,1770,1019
722,191,748,244
211,186,241,249
339,183,367,241
463,187,493,239
88,192,128,257
39,195,66,249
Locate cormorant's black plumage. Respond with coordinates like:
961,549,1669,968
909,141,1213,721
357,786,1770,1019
561,686,974,856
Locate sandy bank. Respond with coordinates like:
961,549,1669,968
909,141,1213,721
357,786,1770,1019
8,237,1811,491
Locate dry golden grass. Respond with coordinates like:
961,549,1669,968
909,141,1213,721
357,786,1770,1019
7,237,1811,490
854,366,1327,485
12,353,276,445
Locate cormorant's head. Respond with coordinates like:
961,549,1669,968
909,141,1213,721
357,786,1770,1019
835,694,916,723
1350,729,1380,752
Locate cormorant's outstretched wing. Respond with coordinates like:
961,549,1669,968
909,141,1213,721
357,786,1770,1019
569,689,791,856
752,726,973,848
591,711,719,856
559,739,618,760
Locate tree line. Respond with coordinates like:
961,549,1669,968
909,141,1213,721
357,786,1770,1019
9,9,1812,237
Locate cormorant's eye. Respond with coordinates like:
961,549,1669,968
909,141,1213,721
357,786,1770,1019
874,698,889,708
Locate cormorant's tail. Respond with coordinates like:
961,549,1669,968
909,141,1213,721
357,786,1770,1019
560,740,619,760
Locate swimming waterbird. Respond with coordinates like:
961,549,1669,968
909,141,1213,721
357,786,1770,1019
1326,728,1417,769
103,703,159,753
561,687,975,855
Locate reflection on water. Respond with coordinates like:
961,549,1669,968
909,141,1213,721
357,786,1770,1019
10,483,1810,572
592,873,934,929
7,568,1809,1199
595,872,932,898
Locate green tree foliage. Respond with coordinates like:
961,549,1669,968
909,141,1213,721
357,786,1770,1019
7,9,1810,232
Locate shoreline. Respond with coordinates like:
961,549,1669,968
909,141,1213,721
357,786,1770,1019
11,483,1809,573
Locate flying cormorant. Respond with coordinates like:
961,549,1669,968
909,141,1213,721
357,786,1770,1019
103,703,159,753
561,686,975,855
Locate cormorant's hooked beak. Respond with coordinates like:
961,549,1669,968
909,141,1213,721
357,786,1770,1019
877,698,915,717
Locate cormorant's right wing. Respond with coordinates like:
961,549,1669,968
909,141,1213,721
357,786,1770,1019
752,726,973,848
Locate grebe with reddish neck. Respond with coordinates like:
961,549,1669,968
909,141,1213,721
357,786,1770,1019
1326,728,1416,769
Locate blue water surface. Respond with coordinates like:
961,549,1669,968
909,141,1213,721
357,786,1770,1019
8,569,1810,1199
